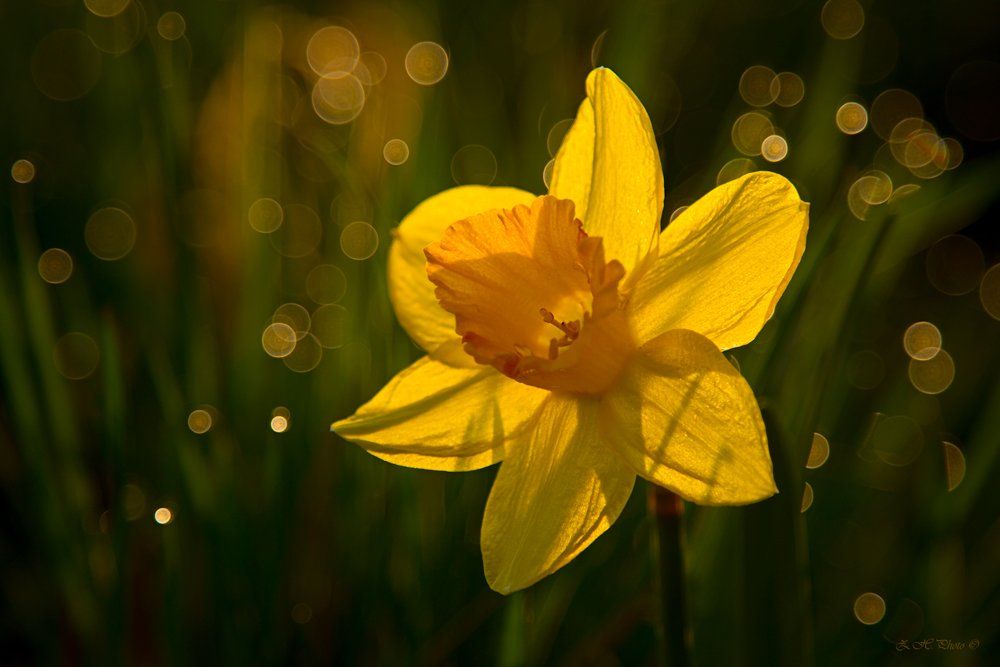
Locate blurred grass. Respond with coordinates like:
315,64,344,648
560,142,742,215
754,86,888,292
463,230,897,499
2,0,1000,665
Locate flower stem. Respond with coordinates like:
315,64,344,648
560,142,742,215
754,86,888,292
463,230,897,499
649,485,689,667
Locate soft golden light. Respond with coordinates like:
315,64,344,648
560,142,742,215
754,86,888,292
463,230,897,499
835,101,868,134
306,264,347,305
925,235,985,296
731,111,774,156
800,482,814,513
85,1,144,56
53,332,100,380
262,322,297,358
405,41,449,85
853,593,886,625
771,72,805,107
669,206,689,223
871,89,923,141
283,333,323,373
902,322,941,361
761,134,788,162
270,415,289,433
806,433,830,469
156,11,186,41
821,0,865,40
311,304,349,349
908,350,955,395
871,415,923,466
248,197,283,234
340,221,379,260
306,26,360,75
542,158,555,189
32,29,102,102
738,65,777,107
153,507,173,525
383,139,410,165
11,159,36,184
38,248,74,284
356,51,388,86
980,264,1000,320
716,158,756,185
273,303,311,340
546,118,575,157
187,409,212,434
941,442,966,492
85,0,130,18
451,144,498,185
85,207,136,260
312,72,366,125
270,204,322,258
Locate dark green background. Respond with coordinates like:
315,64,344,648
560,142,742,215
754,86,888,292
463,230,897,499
2,0,998,664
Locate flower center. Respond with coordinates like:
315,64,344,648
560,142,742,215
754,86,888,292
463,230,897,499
425,195,634,395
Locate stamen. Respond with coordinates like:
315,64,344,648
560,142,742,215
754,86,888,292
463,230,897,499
539,307,581,341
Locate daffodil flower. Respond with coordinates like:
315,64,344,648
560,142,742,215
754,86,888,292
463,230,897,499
333,68,808,594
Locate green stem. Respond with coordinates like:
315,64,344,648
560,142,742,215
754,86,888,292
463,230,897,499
650,485,689,667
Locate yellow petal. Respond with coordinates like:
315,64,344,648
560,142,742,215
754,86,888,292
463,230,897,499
481,394,635,593
389,185,536,366
629,172,808,350
549,68,663,282
332,355,547,471
599,329,776,505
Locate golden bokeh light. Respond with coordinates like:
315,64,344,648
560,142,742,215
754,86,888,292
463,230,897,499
85,0,145,55
761,134,788,162
311,304,349,349
887,183,921,208
187,409,213,434
312,72,366,125
451,144,498,185
908,349,955,395
980,264,1000,320
821,0,865,40
153,507,173,525
739,65,777,107
31,29,103,101
271,415,289,433
273,303,311,340
157,11,186,41
53,332,100,380
871,414,923,466
405,41,449,85
941,442,966,492
271,204,321,258
853,593,886,625
669,206,689,223
306,264,347,305
383,139,410,166
283,333,323,373
716,158,756,185
939,137,964,170
356,51,387,86
262,322,297,358
858,170,893,205
731,111,774,156
85,207,136,260
542,158,555,189
771,71,805,107
925,235,985,296
248,197,283,234
801,482,814,513
546,118,575,157
38,248,74,284
870,89,923,141
902,321,942,361
85,0,130,18
292,602,313,625
806,433,830,469
11,159,36,184
306,25,360,75
340,221,379,260
835,101,868,134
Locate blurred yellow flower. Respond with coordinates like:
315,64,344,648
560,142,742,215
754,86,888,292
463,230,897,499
333,68,809,594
